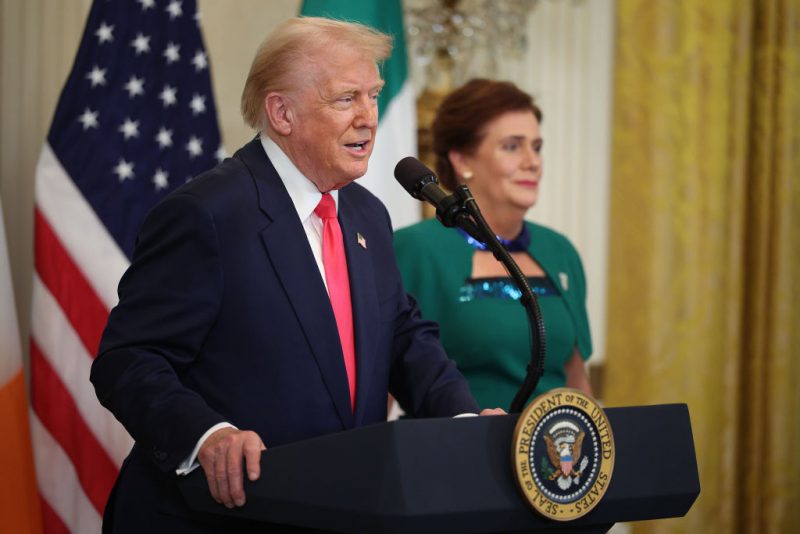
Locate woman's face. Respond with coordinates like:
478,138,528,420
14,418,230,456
453,109,543,214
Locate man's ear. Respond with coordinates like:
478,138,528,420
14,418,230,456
265,92,293,136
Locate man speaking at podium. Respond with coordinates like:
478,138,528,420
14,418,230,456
91,16,499,533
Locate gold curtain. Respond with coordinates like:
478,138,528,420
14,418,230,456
605,1,800,532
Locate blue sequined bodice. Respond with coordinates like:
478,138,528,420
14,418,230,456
458,276,558,302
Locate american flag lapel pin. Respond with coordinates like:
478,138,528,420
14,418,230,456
357,232,367,249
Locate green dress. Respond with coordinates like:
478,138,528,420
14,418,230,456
394,219,592,410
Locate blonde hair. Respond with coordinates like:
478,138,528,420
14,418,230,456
241,17,392,131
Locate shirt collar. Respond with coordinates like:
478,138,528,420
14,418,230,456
260,132,338,221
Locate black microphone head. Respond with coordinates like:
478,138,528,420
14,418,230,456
394,157,438,200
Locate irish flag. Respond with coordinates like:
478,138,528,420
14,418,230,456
0,194,43,534
300,0,420,229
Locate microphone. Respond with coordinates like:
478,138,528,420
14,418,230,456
393,157,480,237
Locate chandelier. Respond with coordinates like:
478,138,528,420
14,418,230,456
404,0,540,84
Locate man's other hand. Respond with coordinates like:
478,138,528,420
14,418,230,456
479,408,507,416
197,427,266,508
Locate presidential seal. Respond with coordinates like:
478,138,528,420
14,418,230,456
512,388,614,521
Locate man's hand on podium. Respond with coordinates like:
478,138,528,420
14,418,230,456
197,427,267,509
479,408,507,416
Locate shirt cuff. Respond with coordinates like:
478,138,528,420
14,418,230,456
453,412,479,418
175,422,237,476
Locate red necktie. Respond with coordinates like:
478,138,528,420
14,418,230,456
315,193,356,410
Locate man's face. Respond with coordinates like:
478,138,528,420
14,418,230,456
283,45,384,192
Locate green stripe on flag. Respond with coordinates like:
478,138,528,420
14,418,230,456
300,0,408,118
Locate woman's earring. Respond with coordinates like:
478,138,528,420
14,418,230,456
463,170,473,180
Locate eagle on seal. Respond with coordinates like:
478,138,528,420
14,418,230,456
544,431,585,480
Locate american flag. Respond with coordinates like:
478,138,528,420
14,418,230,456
30,0,222,531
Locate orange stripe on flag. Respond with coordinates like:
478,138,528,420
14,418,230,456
30,343,118,515
0,371,44,534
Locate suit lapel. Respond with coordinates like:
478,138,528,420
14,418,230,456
338,190,379,426
236,139,354,429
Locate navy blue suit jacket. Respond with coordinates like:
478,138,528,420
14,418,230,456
91,138,478,532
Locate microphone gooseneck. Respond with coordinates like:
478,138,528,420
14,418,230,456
394,157,483,241
393,157,546,412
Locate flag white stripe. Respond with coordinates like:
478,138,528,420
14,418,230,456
357,80,420,230
35,143,128,310
377,81,417,155
31,274,133,467
30,411,103,534
0,195,22,386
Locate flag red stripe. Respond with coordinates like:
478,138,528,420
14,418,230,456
30,341,118,516
34,207,109,358
39,495,70,534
